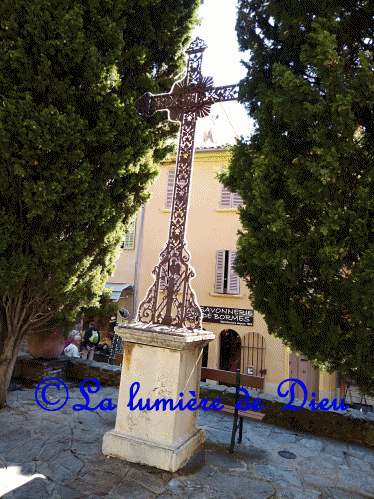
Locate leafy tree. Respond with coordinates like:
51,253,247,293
81,288,119,323
219,0,374,394
0,0,201,407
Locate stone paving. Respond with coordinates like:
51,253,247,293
1,383,374,499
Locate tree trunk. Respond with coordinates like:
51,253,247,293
0,333,23,409
0,290,60,408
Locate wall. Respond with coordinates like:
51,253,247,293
107,147,337,401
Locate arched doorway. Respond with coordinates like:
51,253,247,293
240,332,266,378
219,329,241,371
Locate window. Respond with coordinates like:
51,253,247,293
165,168,176,209
215,250,240,294
121,220,136,250
220,185,243,209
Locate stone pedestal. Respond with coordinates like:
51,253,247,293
102,323,215,472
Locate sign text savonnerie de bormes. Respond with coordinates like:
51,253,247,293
201,306,254,326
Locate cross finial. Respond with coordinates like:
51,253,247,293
186,37,208,54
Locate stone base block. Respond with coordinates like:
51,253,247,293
102,428,205,472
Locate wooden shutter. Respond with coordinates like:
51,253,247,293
220,186,232,208
214,250,225,293
227,250,240,294
232,192,243,208
220,186,243,209
166,168,176,209
122,220,135,250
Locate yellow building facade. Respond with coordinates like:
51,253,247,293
107,146,337,401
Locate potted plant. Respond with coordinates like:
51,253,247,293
27,327,66,359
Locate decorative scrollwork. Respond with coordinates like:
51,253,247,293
135,38,238,330
185,37,208,54
134,92,155,117
137,240,202,330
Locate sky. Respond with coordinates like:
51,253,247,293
191,0,255,147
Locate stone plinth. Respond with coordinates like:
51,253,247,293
102,322,215,472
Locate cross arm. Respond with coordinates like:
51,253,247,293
203,84,239,104
135,84,240,118
135,91,176,117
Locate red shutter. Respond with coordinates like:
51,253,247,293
214,250,225,293
166,168,176,209
232,192,243,208
227,250,240,295
220,186,232,208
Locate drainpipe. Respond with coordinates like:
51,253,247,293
336,370,341,403
133,203,146,320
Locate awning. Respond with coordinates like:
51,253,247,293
105,283,133,301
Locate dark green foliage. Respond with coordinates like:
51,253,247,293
0,0,200,404
82,289,119,322
220,0,374,394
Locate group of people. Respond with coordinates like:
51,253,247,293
63,321,100,360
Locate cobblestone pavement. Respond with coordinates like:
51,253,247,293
1,383,374,499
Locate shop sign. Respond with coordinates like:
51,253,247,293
201,306,253,326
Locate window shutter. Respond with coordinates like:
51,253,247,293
121,220,136,250
220,185,243,209
227,250,240,294
220,186,232,208
214,250,225,293
166,168,176,209
232,192,243,208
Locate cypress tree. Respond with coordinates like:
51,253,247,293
0,0,200,406
219,0,374,394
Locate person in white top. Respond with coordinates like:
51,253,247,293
64,334,82,358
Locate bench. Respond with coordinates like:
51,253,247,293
201,367,266,452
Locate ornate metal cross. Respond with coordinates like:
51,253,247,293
135,37,238,330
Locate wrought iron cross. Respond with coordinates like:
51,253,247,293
135,37,238,330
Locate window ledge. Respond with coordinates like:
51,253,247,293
215,208,240,213
209,292,244,298
161,209,239,213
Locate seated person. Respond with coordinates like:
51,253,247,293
64,330,79,351
64,333,82,358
